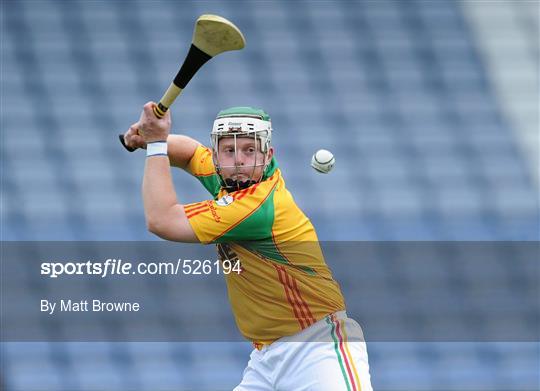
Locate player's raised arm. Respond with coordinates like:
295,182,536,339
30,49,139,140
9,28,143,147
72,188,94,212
167,135,200,169
121,128,200,170
136,102,199,243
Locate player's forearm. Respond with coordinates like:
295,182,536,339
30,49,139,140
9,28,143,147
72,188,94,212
142,156,182,232
167,135,200,169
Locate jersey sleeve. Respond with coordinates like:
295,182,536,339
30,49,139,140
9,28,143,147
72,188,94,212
185,145,221,198
185,173,280,244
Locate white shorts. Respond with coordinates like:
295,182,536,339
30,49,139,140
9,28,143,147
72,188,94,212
234,311,373,391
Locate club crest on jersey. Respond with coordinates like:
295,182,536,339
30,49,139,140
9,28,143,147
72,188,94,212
216,195,234,206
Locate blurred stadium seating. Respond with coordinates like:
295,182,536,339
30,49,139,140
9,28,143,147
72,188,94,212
1,0,538,390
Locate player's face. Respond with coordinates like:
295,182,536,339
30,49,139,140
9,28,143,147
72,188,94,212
216,137,273,182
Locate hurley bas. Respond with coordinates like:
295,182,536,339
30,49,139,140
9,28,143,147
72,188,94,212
41,299,140,315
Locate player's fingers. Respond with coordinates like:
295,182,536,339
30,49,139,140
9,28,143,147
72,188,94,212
126,123,140,137
130,134,147,149
124,124,137,139
143,102,156,117
123,135,136,148
124,123,145,147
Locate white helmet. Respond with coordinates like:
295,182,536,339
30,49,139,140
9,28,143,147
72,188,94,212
211,106,273,191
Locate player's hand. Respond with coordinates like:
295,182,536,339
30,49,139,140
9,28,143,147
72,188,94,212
138,101,172,143
123,123,147,150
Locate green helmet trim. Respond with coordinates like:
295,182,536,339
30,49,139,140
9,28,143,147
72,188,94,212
216,106,271,121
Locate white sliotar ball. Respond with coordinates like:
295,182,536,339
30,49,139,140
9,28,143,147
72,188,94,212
311,149,335,174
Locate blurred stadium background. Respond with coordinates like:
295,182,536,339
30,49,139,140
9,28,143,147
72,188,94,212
1,0,538,390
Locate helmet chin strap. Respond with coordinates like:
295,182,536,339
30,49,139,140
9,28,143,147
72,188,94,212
218,160,269,191
222,178,258,191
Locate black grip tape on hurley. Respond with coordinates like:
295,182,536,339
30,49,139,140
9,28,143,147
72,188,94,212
173,44,212,89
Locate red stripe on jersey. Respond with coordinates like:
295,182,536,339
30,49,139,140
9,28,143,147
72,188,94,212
249,182,260,194
282,268,310,328
282,266,315,327
274,265,305,329
186,208,210,219
184,202,208,213
193,172,215,177
234,188,250,200
291,275,316,325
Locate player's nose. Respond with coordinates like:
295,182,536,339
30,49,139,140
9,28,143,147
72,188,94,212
235,153,247,165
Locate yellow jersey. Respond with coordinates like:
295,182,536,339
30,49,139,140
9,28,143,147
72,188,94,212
184,145,345,345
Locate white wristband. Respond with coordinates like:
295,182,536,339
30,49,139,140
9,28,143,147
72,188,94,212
146,141,168,157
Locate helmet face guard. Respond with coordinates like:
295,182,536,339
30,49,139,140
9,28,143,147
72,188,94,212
211,109,273,191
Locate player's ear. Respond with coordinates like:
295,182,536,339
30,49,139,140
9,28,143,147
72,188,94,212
266,147,274,161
